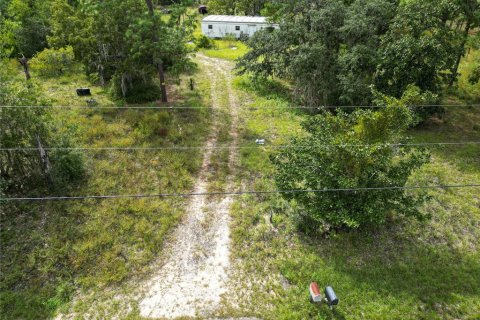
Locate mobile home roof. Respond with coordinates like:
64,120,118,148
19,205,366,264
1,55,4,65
202,15,268,24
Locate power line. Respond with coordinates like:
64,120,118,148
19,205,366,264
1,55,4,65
1,104,480,110
2,184,479,202
1,141,479,152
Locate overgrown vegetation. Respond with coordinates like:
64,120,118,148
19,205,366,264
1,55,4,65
237,0,480,113
29,46,76,77
1,0,480,318
0,54,212,319
200,38,249,61
227,67,480,319
1,0,196,101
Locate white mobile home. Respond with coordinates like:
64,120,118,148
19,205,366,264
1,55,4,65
201,15,278,39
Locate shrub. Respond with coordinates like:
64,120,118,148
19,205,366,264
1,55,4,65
468,64,480,85
124,83,161,104
373,84,441,126
271,103,430,230
51,149,85,188
30,46,75,77
195,35,214,49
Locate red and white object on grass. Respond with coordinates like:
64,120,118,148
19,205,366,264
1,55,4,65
309,282,322,303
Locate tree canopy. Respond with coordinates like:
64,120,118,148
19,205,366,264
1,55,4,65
237,0,480,108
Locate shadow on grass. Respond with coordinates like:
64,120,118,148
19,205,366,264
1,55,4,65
297,220,480,316
234,74,293,103
410,107,480,174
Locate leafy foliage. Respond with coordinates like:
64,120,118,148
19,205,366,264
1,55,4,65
373,84,440,126
375,0,459,97
0,57,84,192
46,0,193,100
207,0,270,15
469,64,480,84
271,98,431,230
30,46,75,77
237,0,397,107
0,59,50,191
0,0,53,58
195,35,215,49
238,0,479,108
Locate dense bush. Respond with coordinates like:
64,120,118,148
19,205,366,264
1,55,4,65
271,101,431,230
195,35,214,49
51,149,85,188
469,64,480,84
373,84,441,125
30,46,75,77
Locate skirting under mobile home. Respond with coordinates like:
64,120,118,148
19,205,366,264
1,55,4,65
201,15,279,39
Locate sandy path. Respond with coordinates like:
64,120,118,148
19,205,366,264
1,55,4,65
139,55,239,319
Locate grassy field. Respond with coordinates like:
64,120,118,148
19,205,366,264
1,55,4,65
0,64,213,319
223,59,480,319
201,39,249,61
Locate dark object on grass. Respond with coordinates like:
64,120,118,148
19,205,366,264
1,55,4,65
198,5,207,14
324,286,338,307
76,88,91,96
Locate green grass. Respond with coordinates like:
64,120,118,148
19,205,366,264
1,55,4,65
0,65,213,319
227,72,480,319
201,39,249,61
205,70,233,193
192,11,249,61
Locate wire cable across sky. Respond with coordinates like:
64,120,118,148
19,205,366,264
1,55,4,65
1,104,480,110
1,141,479,152
2,184,479,202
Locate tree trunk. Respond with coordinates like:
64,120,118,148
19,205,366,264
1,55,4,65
19,55,31,81
145,0,154,12
145,0,168,103
157,62,167,102
36,134,53,188
449,21,471,87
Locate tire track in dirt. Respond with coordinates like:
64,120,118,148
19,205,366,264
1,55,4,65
139,55,240,319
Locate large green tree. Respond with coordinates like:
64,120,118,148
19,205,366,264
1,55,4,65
338,0,398,105
47,0,192,101
237,0,399,107
239,0,479,108
375,0,462,97
237,0,348,107
0,0,54,58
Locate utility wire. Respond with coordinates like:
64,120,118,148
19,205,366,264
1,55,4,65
1,104,480,109
2,184,479,202
1,141,479,152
